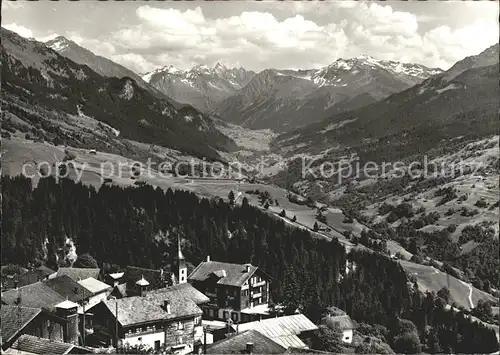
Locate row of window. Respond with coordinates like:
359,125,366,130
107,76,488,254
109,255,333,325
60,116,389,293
126,321,185,335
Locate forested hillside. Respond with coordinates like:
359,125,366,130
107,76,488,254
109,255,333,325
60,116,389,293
2,176,498,354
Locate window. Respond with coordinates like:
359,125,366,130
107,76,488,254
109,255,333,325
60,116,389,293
223,311,229,320
231,313,238,322
177,321,184,330
178,337,183,345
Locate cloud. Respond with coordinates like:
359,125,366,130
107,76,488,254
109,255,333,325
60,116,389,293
108,6,350,72
4,2,497,74
4,23,33,38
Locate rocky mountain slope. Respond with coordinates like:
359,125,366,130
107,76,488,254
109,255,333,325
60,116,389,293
1,28,236,160
215,56,442,132
274,43,499,162
45,36,167,97
142,63,255,112
264,45,500,304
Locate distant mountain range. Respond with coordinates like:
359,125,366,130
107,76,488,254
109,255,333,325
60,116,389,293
142,63,256,112
2,28,236,160
214,56,443,132
274,43,499,162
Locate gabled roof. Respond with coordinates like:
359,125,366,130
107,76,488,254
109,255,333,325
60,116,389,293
322,315,356,330
237,314,318,349
1,282,65,310
43,275,92,302
1,305,41,347
78,277,112,295
188,261,261,287
207,330,286,354
56,268,100,282
9,335,89,354
145,283,209,305
102,291,202,326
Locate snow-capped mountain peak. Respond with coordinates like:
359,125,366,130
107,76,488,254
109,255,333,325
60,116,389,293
46,36,72,52
142,65,184,82
143,62,256,112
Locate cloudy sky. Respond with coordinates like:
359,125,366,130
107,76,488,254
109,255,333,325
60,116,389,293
3,1,498,74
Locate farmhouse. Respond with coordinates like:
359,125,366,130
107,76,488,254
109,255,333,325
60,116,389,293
90,289,203,354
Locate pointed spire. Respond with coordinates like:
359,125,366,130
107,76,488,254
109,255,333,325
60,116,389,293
178,236,185,261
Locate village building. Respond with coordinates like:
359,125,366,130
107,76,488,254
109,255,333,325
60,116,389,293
187,256,272,323
1,266,55,290
89,288,204,354
77,277,112,309
109,238,188,298
236,314,318,350
321,310,356,344
1,275,102,346
1,302,81,350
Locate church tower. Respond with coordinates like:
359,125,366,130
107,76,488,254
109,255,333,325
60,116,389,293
176,236,188,284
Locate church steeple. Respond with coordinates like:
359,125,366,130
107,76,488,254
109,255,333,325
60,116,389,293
177,236,187,284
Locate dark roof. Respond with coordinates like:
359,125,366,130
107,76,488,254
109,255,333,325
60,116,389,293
207,330,287,354
188,261,260,287
322,315,356,330
43,275,93,302
1,282,65,310
1,305,41,346
110,284,128,298
145,283,209,305
10,334,88,354
123,266,173,290
56,268,100,282
17,271,42,287
102,290,202,326
36,265,56,277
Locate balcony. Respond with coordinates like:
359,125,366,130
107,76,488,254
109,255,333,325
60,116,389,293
252,281,266,287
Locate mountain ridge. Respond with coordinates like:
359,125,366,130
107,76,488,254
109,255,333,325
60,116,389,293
215,56,443,132
142,62,256,112
273,43,499,162
2,28,237,161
